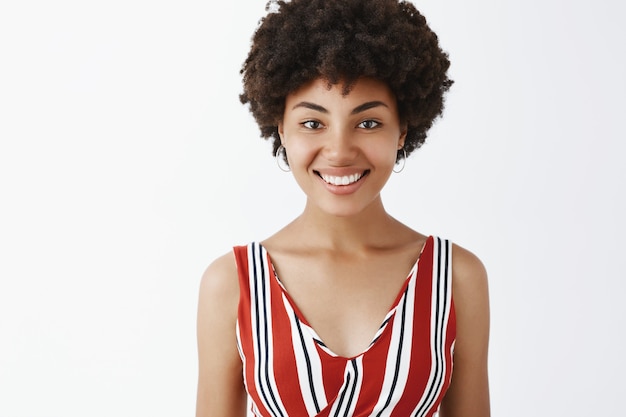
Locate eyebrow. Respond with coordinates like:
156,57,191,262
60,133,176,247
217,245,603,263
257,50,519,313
292,102,328,113
351,101,389,114
291,100,389,115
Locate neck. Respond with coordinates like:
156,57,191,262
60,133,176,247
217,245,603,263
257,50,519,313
291,196,401,252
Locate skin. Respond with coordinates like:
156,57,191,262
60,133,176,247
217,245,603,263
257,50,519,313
196,77,490,417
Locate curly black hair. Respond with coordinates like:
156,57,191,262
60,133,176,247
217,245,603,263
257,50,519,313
240,0,452,161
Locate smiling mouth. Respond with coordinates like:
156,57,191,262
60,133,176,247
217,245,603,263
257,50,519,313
315,170,370,186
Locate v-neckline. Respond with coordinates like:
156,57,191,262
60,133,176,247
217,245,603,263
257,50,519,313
256,236,432,360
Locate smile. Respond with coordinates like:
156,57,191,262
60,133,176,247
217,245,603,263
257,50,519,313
316,170,369,186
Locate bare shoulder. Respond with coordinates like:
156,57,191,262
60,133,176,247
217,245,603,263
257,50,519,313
439,243,490,416
198,251,239,308
451,243,488,287
449,242,489,339
196,251,247,416
197,250,240,349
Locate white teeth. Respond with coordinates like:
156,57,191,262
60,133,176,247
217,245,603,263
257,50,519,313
320,172,364,186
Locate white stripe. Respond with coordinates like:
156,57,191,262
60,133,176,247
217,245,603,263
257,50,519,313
245,244,262,413
344,357,364,416
260,245,290,417
369,265,418,416
248,244,268,415
411,238,452,416
439,241,454,393
284,293,328,414
249,243,288,417
447,339,456,386
328,358,362,417
411,237,441,415
235,322,249,393
430,239,451,413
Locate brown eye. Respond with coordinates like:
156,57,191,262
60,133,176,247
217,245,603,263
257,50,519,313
358,120,380,129
302,120,322,129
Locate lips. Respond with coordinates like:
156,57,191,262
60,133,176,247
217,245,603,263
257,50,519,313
315,170,369,186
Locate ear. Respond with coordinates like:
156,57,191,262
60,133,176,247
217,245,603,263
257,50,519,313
277,122,285,144
398,126,408,149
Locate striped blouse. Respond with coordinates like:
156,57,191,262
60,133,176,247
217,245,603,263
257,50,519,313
233,236,455,417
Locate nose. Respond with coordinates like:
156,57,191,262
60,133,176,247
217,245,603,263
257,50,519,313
323,127,358,165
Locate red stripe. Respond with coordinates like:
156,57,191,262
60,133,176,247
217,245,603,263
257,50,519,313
233,245,272,416
354,319,394,414
393,237,435,415
233,237,455,417
267,256,309,414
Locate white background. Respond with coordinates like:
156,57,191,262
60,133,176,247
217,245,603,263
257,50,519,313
1,1,624,416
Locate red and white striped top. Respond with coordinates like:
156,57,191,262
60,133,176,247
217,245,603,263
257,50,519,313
233,236,456,417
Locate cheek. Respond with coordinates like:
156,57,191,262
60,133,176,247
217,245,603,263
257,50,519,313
285,140,318,166
365,140,399,165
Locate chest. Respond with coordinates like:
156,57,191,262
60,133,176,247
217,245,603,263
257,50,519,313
235,239,456,417
271,252,417,358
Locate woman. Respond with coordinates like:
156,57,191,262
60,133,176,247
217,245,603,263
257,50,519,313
196,0,490,416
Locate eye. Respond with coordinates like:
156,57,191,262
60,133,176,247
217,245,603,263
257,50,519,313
302,120,323,129
358,120,380,129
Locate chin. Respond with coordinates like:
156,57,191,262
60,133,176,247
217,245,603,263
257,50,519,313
313,199,374,218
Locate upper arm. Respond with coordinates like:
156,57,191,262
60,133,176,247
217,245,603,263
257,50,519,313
440,244,491,417
196,252,247,417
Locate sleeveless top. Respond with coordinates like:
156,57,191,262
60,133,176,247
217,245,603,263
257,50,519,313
233,236,456,417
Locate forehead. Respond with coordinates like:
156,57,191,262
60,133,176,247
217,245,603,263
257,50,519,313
285,77,398,112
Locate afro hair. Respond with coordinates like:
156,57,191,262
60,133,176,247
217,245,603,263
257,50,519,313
240,0,453,161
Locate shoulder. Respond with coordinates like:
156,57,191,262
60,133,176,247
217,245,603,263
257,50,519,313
450,242,488,292
438,242,491,415
449,242,489,329
449,241,490,349
200,251,239,291
196,250,241,360
198,251,240,320
196,250,248,416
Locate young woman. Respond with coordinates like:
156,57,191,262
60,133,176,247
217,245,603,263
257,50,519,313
196,1,490,416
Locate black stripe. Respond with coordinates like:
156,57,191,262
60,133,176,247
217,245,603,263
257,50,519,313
368,305,394,347
413,238,441,416
432,241,450,406
294,313,321,413
342,360,360,417
252,244,284,417
376,286,410,416
315,339,327,348
379,316,392,329
429,240,450,409
259,245,286,417
414,238,450,416
332,373,352,417
250,244,272,414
